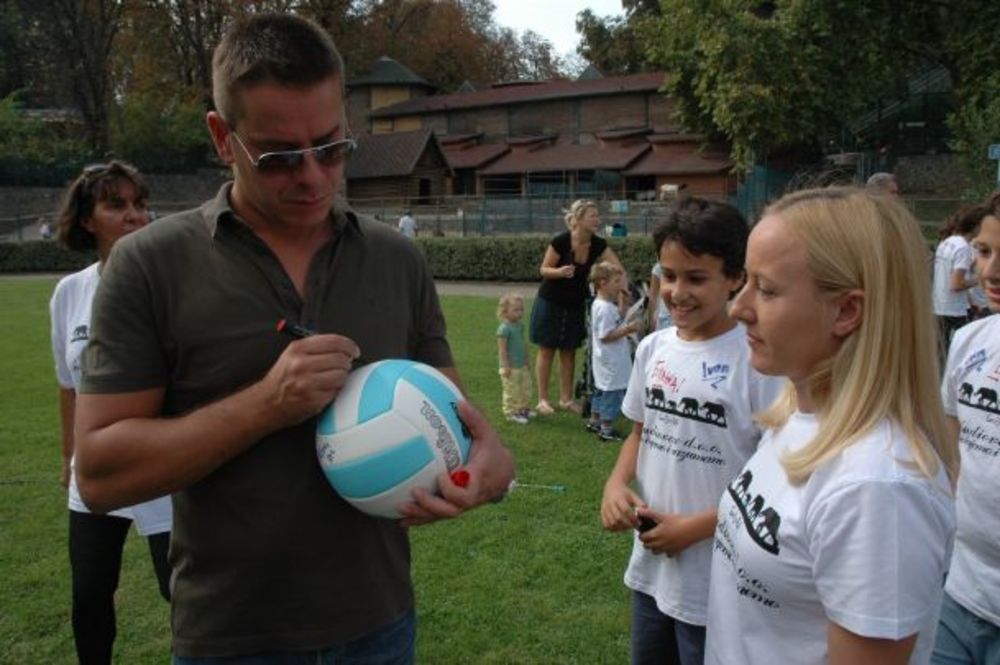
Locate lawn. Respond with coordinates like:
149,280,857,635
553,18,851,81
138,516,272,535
0,277,633,664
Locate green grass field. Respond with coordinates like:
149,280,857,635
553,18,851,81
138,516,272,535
0,276,633,664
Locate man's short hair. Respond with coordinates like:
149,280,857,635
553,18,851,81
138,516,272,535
865,172,899,194
212,13,345,129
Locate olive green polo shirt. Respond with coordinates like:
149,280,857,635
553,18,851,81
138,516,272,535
81,184,453,657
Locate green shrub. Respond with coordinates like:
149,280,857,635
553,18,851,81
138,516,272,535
0,94,92,186
111,89,214,173
416,235,658,283
0,241,94,272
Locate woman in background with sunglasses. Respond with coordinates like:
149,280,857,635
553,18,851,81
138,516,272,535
49,161,172,665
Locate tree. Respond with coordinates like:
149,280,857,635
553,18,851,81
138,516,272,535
576,2,656,75
28,0,128,155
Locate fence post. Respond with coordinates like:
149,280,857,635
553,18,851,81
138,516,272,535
16,215,23,242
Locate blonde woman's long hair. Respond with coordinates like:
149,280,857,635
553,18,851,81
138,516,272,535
564,199,598,230
757,187,958,488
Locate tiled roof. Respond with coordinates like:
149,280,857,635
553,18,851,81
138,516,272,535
623,150,733,176
370,72,667,118
478,142,650,175
441,143,510,169
348,56,433,88
345,129,449,179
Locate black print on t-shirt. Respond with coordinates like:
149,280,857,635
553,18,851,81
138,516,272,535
645,387,728,429
728,470,781,555
958,381,1000,416
71,324,88,343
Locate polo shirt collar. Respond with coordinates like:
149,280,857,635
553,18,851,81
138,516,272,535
199,182,363,239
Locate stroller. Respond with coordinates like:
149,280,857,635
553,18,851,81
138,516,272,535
575,279,651,419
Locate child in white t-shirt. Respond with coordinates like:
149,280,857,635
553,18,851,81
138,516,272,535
587,262,640,441
600,198,784,664
933,198,1000,664
706,187,957,665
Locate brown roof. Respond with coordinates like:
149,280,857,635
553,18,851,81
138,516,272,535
370,72,667,118
478,142,650,175
345,129,451,179
441,143,510,169
623,150,733,176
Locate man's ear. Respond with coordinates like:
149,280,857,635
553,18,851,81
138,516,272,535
832,289,864,338
206,111,234,165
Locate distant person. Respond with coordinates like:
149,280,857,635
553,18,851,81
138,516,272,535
39,218,54,239
647,263,674,333
586,261,639,441
866,171,900,197
933,204,986,361
496,292,534,424
73,15,513,662
530,199,624,415
398,209,417,238
601,198,784,664
49,161,172,665
932,192,1000,665
706,187,957,665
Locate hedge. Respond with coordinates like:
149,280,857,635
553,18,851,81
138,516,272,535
416,235,658,283
0,241,95,273
1,236,659,283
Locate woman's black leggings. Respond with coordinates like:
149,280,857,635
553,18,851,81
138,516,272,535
68,510,170,665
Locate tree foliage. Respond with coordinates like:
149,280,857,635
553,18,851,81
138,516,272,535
576,3,657,75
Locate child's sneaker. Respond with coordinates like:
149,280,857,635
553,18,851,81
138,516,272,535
598,430,622,442
507,413,529,425
522,409,537,419
585,420,601,433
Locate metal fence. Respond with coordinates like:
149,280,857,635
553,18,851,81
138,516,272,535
1,193,962,243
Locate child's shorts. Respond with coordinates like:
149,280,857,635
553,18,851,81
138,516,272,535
592,388,625,422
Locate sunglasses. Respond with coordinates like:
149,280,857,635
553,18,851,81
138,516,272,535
230,131,356,174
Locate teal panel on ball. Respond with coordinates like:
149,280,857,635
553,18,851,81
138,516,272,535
357,360,414,423
324,434,433,498
317,402,336,436
403,368,471,461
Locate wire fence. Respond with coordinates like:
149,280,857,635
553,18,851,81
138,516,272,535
1,192,960,242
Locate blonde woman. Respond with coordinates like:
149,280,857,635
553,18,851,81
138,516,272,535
530,199,624,415
705,187,958,664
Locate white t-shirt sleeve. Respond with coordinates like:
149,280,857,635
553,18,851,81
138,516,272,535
807,479,952,640
592,300,621,341
953,242,973,273
49,280,73,388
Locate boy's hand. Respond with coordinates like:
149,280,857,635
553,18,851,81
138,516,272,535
636,508,717,556
601,481,644,531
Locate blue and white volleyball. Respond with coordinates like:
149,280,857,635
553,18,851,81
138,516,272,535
316,359,472,519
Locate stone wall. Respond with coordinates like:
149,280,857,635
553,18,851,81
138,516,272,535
895,154,966,195
0,168,230,223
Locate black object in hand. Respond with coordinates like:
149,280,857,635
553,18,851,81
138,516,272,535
636,516,657,533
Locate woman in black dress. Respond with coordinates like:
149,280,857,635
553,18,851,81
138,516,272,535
530,199,625,414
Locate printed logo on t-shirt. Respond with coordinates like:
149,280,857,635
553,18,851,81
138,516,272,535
70,324,88,343
727,470,781,555
645,386,728,428
958,380,1000,416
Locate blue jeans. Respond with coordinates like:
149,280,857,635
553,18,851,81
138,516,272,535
592,388,625,425
631,590,705,665
932,592,1000,665
172,610,415,665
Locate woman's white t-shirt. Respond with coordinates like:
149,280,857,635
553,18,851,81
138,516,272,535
620,324,784,625
705,413,955,664
941,314,1000,626
50,263,172,535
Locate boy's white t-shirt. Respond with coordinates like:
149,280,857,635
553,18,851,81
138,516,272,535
50,264,172,535
591,296,632,391
620,324,784,625
705,413,955,665
933,236,973,316
941,314,1000,626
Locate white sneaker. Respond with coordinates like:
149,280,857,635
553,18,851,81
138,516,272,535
507,414,529,425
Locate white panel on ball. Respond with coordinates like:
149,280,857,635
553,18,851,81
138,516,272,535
316,359,472,519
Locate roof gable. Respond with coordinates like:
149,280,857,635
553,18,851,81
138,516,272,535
345,129,451,179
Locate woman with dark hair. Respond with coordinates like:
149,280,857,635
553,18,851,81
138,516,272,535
933,204,987,360
49,161,172,665
530,199,624,415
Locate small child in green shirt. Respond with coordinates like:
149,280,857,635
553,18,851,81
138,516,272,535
497,292,534,424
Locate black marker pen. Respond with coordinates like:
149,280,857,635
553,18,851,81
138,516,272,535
276,319,315,339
